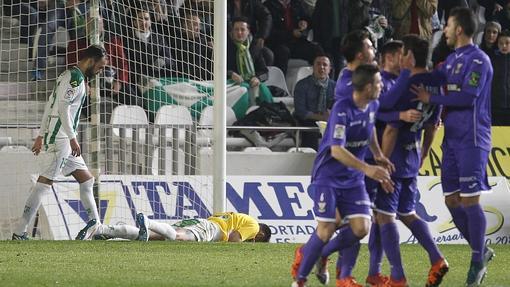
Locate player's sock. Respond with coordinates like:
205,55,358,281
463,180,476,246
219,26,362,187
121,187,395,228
147,219,177,240
339,240,360,278
79,178,100,223
464,204,486,263
368,222,383,276
297,232,326,280
448,205,471,243
409,219,442,264
321,225,359,254
14,182,51,235
97,224,139,240
380,222,405,280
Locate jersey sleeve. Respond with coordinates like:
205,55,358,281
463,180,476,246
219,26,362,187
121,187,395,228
327,103,348,147
56,71,79,139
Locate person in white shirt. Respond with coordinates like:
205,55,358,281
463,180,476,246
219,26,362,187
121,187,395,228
12,45,108,240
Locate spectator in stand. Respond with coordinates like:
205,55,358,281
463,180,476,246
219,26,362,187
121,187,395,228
3,0,38,45
124,5,173,105
437,0,468,23
263,0,323,74
392,0,438,40
293,53,335,150
491,29,510,125
368,0,394,49
480,21,502,59
227,0,274,66
494,2,510,30
31,0,88,81
227,17,273,117
67,15,137,122
172,9,213,81
478,0,506,23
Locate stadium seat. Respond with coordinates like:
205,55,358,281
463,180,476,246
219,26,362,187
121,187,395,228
265,66,290,97
243,146,272,153
286,59,310,95
110,105,148,141
154,104,193,144
287,147,316,153
292,66,313,97
198,105,237,138
151,147,185,175
0,145,30,152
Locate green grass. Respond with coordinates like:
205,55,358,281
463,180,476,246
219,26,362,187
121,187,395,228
0,242,508,287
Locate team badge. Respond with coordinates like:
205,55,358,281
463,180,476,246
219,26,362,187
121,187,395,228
318,193,326,213
64,88,75,101
468,72,480,87
333,124,345,139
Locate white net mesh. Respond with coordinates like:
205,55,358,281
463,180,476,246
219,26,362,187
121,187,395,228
0,0,217,239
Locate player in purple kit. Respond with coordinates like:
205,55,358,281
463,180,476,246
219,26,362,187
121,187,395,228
377,35,449,287
412,7,495,287
334,30,376,101
314,41,423,287
290,64,395,287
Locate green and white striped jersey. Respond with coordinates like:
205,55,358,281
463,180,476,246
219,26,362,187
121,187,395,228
38,67,86,145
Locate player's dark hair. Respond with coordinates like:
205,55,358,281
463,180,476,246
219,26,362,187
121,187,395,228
81,45,107,62
450,7,477,37
402,34,429,68
352,64,379,92
313,52,331,64
341,30,370,62
257,223,271,242
380,40,403,65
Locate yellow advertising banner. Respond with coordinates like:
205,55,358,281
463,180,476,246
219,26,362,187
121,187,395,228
419,126,510,178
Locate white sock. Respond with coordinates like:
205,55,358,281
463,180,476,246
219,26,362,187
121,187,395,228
14,182,51,235
147,219,177,240
96,224,139,240
80,178,100,223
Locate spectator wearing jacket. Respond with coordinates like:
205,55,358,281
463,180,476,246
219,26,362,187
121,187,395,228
480,21,502,60
392,0,437,40
491,29,510,125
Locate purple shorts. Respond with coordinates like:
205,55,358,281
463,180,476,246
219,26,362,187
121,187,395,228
374,177,418,216
441,146,490,197
364,176,379,205
310,184,372,222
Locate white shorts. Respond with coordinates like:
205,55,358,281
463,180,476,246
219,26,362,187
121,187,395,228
37,139,87,180
173,218,222,242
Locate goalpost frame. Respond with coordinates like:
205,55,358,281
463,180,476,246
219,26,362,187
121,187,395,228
212,1,227,213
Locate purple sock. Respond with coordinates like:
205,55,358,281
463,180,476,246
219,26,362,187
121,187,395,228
448,205,471,244
339,241,360,278
464,204,487,263
380,222,405,280
409,219,442,264
297,233,326,280
368,222,383,276
321,225,350,257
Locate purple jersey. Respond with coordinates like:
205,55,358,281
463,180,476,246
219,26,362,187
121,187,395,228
389,72,444,178
334,68,353,101
432,44,492,151
311,96,379,188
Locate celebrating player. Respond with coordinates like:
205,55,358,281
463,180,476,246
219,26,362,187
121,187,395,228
12,45,108,240
412,7,495,286
290,64,394,287
376,34,449,287
76,212,271,243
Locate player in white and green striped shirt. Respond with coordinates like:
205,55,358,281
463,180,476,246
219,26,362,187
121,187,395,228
12,45,108,240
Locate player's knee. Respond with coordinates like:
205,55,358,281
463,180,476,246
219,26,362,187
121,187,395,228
316,222,337,242
350,219,370,238
444,194,461,208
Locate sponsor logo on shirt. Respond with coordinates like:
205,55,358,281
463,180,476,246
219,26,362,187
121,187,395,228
345,140,369,148
349,120,363,127
65,88,75,101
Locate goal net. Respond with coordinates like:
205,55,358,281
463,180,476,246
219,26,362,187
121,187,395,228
0,0,221,239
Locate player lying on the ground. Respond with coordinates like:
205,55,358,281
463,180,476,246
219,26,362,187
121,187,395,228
76,212,271,243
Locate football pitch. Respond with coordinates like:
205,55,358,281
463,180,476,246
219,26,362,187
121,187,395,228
0,242,508,287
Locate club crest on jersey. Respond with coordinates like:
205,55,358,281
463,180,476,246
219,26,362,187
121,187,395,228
70,80,79,88
65,88,75,101
333,124,345,139
318,193,326,213
468,72,480,87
